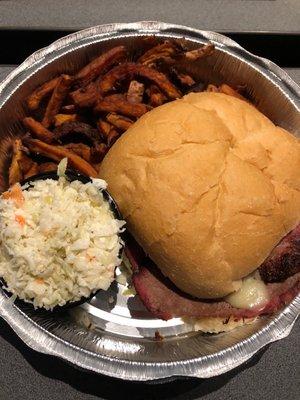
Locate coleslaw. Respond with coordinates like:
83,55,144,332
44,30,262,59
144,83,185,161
0,171,125,309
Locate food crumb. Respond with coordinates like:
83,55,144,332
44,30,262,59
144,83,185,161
154,330,164,341
69,308,95,331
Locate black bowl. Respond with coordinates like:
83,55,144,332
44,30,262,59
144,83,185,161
0,168,125,312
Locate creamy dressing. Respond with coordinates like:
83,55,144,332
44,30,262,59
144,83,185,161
226,272,269,310
0,174,125,309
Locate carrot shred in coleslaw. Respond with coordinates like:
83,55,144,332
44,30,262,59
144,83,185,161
2,183,24,207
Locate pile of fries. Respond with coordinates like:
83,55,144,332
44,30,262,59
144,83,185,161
8,38,247,187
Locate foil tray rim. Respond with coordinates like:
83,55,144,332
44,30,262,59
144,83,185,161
0,21,299,381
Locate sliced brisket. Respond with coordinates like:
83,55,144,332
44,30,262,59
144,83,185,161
132,260,300,320
125,224,300,321
259,223,300,283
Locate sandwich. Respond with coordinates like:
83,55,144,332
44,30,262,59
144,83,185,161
100,92,300,332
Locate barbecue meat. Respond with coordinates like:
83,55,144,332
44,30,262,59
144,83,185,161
126,224,300,320
259,223,300,283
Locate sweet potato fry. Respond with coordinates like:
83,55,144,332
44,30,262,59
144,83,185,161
96,120,120,146
70,81,99,108
23,117,54,143
106,113,133,131
99,62,181,99
97,120,111,138
90,143,108,163
53,121,101,146
170,68,195,87
184,43,215,61
127,80,144,104
24,162,39,179
206,84,219,93
26,77,60,111
106,129,120,146
5,39,254,196
206,83,249,102
94,94,151,118
54,114,78,127
75,46,127,86
23,137,98,177
8,139,23,186
19,153,35,175
42,74,73,128
219,84,249,102
63,143,91,162
138,41,179,67
177,73,195,87
146,85,167,107
37,162,57,174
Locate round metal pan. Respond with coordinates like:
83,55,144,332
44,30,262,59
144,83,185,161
0,21,299,381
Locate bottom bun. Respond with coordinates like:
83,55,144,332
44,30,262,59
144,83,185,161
183,316,257,333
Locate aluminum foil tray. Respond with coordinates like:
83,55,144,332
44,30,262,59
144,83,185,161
0,21,299,381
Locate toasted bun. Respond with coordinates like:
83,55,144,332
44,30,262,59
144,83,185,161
100,92,300,299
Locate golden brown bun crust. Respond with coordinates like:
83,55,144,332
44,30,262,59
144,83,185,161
100,92,300,299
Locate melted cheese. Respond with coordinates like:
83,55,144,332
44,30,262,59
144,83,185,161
226,273,269,310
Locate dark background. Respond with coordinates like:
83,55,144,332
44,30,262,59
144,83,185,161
0,1,299,399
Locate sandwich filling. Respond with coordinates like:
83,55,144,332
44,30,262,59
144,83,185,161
125,223,300,320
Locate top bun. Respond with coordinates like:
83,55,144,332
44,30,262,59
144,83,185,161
100,92,300,299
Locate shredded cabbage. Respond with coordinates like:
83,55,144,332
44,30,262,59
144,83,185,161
57,157,68,177
0,177,125,310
